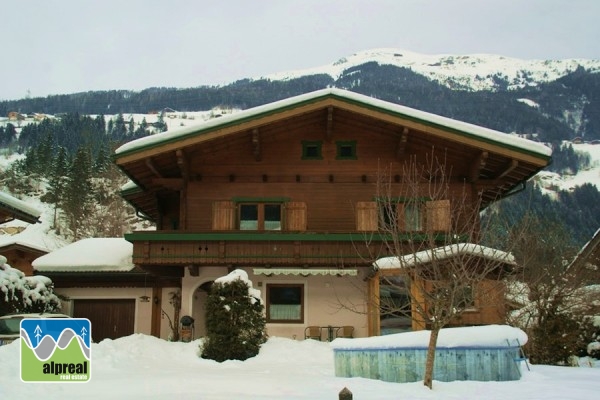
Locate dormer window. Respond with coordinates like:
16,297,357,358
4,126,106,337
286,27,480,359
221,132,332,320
302,141,322,160
336,141,357,160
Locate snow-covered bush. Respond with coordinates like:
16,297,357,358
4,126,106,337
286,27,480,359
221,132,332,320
201,270,266,362
0,255,61,315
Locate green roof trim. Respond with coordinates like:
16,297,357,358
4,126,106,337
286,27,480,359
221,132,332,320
124,231,454,242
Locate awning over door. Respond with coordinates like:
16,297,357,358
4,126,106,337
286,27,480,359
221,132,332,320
253,268,357,277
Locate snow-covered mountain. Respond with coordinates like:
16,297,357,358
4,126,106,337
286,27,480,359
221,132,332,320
262,48,600,92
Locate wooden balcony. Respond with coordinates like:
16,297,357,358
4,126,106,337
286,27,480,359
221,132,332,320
125,231,392,269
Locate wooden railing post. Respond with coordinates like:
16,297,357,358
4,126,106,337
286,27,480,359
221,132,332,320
339,387,353,400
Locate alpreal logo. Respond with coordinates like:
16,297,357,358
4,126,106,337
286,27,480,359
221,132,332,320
20,318,91,383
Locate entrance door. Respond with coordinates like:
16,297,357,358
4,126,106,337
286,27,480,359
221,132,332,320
73,299,135,342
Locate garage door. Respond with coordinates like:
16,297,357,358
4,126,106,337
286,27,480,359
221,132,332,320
73,299,135,342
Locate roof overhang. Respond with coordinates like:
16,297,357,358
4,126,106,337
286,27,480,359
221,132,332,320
0,192,42,224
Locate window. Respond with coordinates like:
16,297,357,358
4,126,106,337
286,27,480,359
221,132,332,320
302,141,322,160
336,140,357,160
378,200,423,232
404,203,422,232
239,203,282,230
266,284,304,323
456,286,475,310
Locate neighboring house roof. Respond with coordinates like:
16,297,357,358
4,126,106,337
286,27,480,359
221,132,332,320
32,238,134,272
374,243,516,270
570,227,600,272
0,192,41,224
0,240,50,255
114,88,553,219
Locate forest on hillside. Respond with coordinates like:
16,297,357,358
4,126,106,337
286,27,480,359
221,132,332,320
2,64,600,143
0,112,598,248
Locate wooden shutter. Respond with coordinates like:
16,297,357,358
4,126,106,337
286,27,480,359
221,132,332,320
285,202,307,231
425,199,451,232
356,201,378,231
212,201,235,230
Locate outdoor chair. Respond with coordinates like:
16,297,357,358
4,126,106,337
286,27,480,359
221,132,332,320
304,326,322,341
335,325,354,339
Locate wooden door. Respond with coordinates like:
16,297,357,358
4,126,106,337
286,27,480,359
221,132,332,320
73,299,135,342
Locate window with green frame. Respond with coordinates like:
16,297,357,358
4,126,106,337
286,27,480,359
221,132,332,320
336,140,357,160
301,141,323,160
239,203,282,230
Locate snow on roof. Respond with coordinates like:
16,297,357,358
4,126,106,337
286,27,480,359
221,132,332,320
0,191,42,221
374,243,516,270
32,238,134,272
0,239,50,253
330,324,527,350
114,88,552,159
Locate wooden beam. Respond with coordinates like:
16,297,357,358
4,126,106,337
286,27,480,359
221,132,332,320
326,106,333,141
396,127,409,159
252,128,261,161
176,149,188,230
145,158,163,178
469,151,488,183
176,149,189,181
151,178,183,190
495,159,519,179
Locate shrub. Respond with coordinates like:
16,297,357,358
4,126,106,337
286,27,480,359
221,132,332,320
526,311,594,365
201,270,266,362
0,256,61,315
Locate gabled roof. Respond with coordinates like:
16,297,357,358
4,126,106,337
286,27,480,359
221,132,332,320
115,88,551,162
113,88,552,220
0,192,41,224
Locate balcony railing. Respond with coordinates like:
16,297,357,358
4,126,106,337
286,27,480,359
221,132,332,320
125,231,393,267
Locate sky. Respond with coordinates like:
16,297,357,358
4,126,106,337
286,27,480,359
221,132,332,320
1,0,599,101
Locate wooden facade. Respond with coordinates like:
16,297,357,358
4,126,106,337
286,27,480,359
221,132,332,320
114,89,552,336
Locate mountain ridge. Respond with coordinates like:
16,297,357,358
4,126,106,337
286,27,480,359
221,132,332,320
261,48,600,92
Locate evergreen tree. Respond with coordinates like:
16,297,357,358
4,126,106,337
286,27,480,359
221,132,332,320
93,147,110,173
62,147,94,239
41,146,70,229
155,112,168,132
201,270,266,362
111,113,127,139
128,116,135,134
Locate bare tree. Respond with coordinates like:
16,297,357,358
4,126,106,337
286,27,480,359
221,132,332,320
503,214,600,364
371,153,516,389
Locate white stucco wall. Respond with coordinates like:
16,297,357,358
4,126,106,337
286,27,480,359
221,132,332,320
181,266,369,340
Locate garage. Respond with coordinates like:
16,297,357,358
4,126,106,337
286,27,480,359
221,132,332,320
73,299,135,342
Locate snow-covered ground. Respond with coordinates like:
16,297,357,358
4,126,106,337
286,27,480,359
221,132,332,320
0,332,598,400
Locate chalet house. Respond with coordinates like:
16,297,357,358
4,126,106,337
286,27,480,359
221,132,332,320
7,111,25,122
113,88,552,340
0,191,44,277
